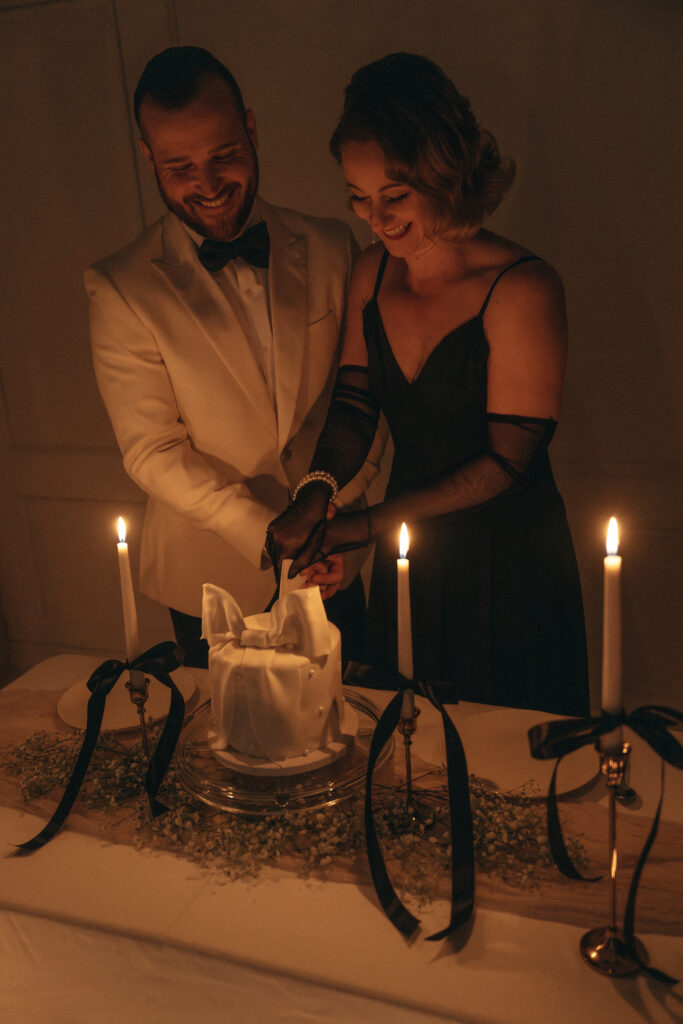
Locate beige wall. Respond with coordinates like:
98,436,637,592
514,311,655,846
0,0,680,708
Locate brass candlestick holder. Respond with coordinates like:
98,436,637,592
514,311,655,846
580,741,646,976
125,669,151,759
397,695,421,806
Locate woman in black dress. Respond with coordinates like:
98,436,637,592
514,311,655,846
268,53,588,717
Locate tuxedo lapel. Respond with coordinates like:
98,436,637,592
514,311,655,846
152,213,277,439
264,203,308,452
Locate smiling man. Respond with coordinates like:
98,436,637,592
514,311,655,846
86,47,384,665
137,61,258,242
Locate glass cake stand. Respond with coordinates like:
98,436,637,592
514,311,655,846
175,688,394,817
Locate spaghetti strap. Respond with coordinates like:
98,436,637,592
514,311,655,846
372,248,390,301
479,255,541,317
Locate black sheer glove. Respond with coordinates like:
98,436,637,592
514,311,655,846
266,365,379,571
264,499,325,573
289,509,372,576
365,414,557,538
276,414,555,574
266,491,327,571
309,364,380,484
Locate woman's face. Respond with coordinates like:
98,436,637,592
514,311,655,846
340,140,431,256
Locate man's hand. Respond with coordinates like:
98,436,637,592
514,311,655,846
299,553,344,600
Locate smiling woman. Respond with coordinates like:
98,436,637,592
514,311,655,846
330,52,515,245
134,51,259,242
267,53,589,718
342,141,429,252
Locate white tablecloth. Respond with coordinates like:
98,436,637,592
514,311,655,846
1,656,681,1023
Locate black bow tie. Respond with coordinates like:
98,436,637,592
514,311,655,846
197,221,270,271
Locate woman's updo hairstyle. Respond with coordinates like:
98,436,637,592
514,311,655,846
330,53,515,241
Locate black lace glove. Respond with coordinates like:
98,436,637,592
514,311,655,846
308,364,380,482
266,365,379,573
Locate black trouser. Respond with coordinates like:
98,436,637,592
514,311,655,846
170,574,367,670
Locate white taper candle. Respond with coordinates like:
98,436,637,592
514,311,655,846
601,516,623,752
397,523,414,717
117,517,141,663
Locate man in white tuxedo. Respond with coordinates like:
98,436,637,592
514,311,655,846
86,47,383,665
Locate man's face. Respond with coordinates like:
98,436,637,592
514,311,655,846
138,75,259,241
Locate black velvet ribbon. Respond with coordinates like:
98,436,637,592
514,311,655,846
15,641,185,853
528,705,682,985
364,676,474,940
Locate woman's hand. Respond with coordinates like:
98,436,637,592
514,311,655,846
266,504,325,570
290,508,371,575
265,483,332,570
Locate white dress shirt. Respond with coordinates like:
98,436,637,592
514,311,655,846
184,198,277,417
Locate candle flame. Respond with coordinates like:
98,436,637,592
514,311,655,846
606,516,619,556
117,516,127,544
399,522,409,559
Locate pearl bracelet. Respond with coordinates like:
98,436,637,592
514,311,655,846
291,471,339,503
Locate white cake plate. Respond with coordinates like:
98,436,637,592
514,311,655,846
176,689,393,816
57,667,196,732
208,705,360,777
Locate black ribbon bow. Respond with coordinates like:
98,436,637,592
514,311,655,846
528,705,682,985
15,641,185,853
364,676,474,940
198,221,270,271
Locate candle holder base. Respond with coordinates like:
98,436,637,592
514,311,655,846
599,741,630,786
397,706,421,808
397,706,420,740
580,927,645,977
125,672,151,760
578,740,648,979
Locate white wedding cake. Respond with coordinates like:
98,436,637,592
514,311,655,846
202,582,357,775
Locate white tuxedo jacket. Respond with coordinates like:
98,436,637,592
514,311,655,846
86,200,384,616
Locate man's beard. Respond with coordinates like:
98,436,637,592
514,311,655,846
153,164,259,242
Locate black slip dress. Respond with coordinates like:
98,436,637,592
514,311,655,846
363,250,589,717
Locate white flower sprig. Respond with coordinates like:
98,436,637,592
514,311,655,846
1,731,587,899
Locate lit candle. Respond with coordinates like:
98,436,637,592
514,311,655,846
601,516,622,751
397,523,414,717
117,517,141,663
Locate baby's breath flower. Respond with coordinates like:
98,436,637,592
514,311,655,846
0,732,588,900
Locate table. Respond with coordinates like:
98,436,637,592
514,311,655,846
1,655,681,1023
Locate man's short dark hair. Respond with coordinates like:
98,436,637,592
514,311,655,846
134,46,245,132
